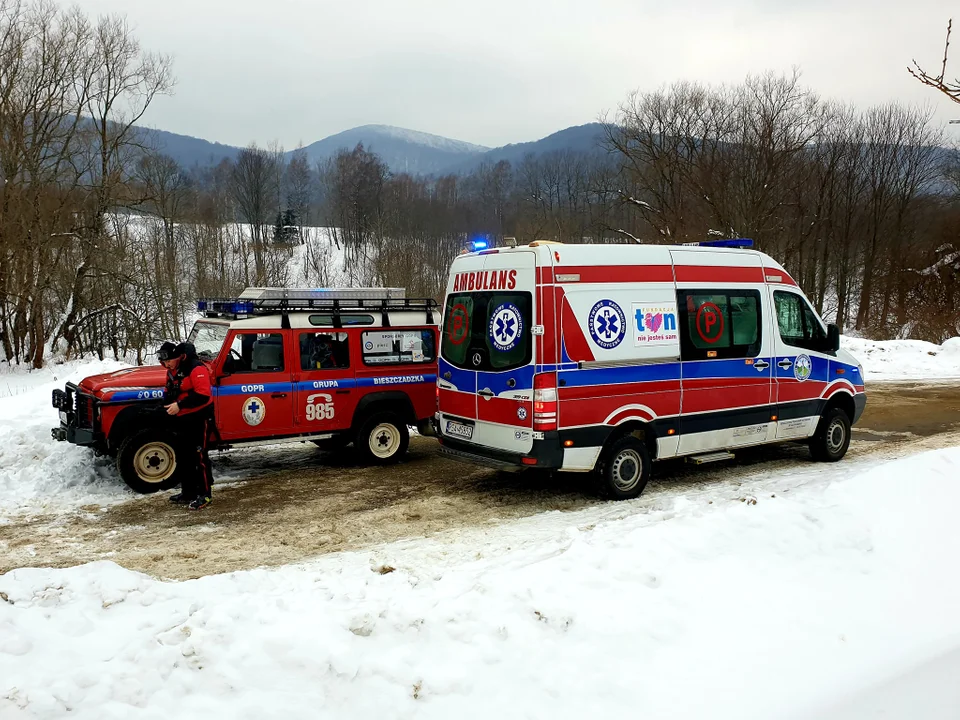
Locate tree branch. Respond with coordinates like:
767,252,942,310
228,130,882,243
909,19,960,104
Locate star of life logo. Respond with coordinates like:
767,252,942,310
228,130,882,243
489,302,523,352
794,354,813,382
242,396,266,426
588,299,626,350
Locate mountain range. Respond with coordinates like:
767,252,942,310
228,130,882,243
141,122,607,176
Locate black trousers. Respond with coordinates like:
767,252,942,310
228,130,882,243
177,409,214,499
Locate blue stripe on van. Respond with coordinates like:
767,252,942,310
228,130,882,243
477,365,535,394
559,362,682,388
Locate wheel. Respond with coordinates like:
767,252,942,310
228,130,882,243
597,435,651,500
810,407,851,462
356,412,410,464
116,427,184,493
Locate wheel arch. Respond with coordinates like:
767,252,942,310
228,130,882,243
823,389,855,424
600,420,659,463
352,391,417,430
107,404,166,450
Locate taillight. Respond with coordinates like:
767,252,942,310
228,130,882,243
533,373,557,431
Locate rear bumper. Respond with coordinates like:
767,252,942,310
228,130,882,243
438,432,564,470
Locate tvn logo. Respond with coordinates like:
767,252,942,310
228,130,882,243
633,303,680,347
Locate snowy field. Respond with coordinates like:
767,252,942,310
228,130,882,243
1,334,959,518
1,446,959,719
842,336,960,381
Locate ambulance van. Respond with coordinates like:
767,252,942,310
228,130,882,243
436,240,866,499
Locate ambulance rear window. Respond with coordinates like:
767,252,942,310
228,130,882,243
441,292,532,372
677,289,762,360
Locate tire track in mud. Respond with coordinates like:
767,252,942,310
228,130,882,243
2,382,959,580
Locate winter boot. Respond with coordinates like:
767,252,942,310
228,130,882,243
188,495,212,510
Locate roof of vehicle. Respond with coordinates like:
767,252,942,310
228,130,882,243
453,242,792,282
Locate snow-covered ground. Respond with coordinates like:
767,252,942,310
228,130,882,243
842,336,960,381
2,446,959,719
0,360,130,518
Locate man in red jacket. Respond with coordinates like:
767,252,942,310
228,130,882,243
158,342,215,510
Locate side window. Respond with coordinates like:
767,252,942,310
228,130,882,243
677,289,762,360
774,291,827,352
362,329,437,365
300,332,350,371
223,333,286,373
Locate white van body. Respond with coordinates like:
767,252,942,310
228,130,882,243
436,242,865,493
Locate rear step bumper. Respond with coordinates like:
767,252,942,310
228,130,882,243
438,433,564,471
438,444,524,472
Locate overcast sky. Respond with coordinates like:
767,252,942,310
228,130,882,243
60,0,959,149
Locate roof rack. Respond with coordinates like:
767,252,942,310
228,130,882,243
198,287,437,328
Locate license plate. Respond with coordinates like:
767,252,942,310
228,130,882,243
445,420,474,440
59,411,68,423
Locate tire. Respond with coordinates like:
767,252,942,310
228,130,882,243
597,434,651,500
356,412,410,464
809,407,851,462
116,427,184,494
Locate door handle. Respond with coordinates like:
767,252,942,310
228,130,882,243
478,389,494,399
336,390,350,395
778,359,793,370
271,393,287,399
753,360,770,370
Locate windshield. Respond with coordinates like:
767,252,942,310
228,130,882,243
441,291,532,372
187,321,229,361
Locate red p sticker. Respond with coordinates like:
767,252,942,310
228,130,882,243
695,302,724,344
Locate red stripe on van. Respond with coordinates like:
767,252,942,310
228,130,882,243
674,266,766,284
681,385,774,414
558,392,681,428
537,267,555,284
558,379,680,401
553,265,674,284
438,388,476,420
606,407,655,424
560,294,595,362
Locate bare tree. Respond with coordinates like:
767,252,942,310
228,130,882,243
231,144,280,284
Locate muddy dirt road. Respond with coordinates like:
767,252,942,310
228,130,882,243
2,382,959,580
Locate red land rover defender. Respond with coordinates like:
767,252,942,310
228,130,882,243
51,288,439,493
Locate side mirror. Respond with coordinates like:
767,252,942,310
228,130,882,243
827,323,840,353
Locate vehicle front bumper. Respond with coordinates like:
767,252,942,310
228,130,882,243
853,393,867,425
51,384,100,446
50,424,99,446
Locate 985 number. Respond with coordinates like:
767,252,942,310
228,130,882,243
305,393,335,421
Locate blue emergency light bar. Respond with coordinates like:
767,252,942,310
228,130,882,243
682,238,754,249
471,240,489,251
197,299,255,314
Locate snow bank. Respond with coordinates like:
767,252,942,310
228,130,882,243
842,335,960,381
0,360,136,518
2,447,960,719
